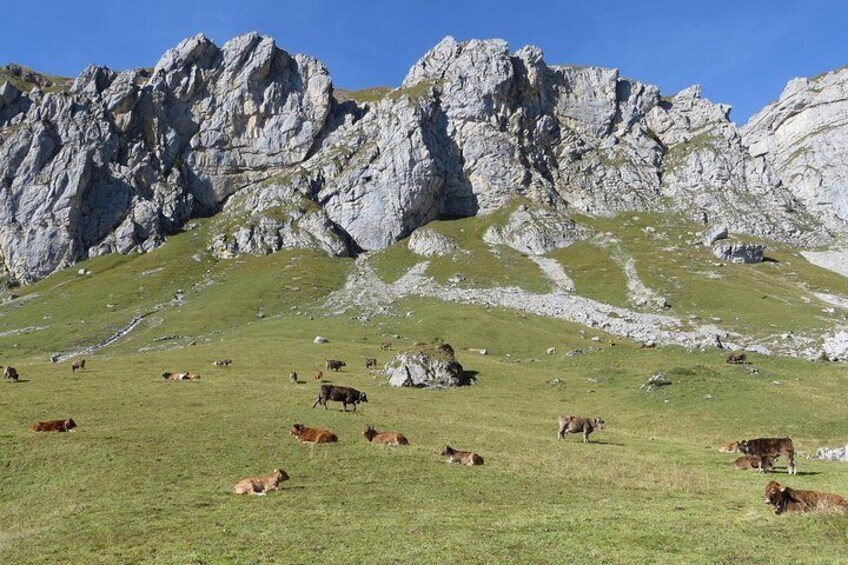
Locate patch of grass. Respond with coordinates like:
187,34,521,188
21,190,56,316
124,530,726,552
547,240,630,307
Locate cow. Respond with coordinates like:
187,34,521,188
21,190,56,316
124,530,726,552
737,438,796,474
71,359,86,373
233,468,289,495
764,481,848,515
290,423,338,444
365,358,377,369
212,359,232,367
312,369,323,381
363,425,409,446
4,366,19,382
312,385,367,412
325,359,346,372
289,371,299,384
733,454,776,471
718,441,741,453
726,352,748,365
557,416,605,443
439,445,484,466
380,342,392,351
162,371,201,381
30,418,76,432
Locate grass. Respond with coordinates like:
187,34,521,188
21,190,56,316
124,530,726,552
1,212,848,563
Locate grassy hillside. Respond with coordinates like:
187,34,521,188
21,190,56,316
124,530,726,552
1,213,847,564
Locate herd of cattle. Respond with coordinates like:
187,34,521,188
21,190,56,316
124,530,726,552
12,348,848,515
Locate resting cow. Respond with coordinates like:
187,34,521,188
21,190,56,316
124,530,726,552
162,371,201,381
212,359,232,367
557,416,605,443
733,454,775,471
764,481,848,515
290,423,338,444
363,425,409,446
440,445,484,466
312,385,367,412
233,468,289,495
726,352,748,365
30,418,77,432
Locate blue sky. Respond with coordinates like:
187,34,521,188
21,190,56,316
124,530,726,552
1,0,845,122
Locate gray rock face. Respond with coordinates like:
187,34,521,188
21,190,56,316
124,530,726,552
744,68,848,233
703,225,728,246
712,242,765,264
384,344,470,387
815,445,848,462
0,33,842,283
483,205,586,255
823,331,848,361
408,229,459,257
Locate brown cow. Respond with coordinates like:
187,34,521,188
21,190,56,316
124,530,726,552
233,468,289,495
726,352,749,365
733,454,776,471
4,366,19,382
312,369,323,381
290,423,338,444
71,359,86,373
557,416,605,443
380,342,392,351
764,481,848,515
738,438,796,474
363,425,409,446
325,359,346,372
440,445,484,466
212,359,232,367
30,418,76,432
365,358,378,369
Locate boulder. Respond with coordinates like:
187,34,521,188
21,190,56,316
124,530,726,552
823,331,848,361
408,229,459,257
815,445,848,462
712,242,765,264
483,206,586,255
384,343,470,387
702,225,728,246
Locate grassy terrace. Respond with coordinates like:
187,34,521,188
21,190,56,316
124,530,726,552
1,212,847,563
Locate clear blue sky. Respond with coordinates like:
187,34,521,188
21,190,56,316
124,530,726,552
2,0,845,122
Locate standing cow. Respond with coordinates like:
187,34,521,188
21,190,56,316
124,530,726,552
557,416,605,443
312,385,368,412
71,359,86,373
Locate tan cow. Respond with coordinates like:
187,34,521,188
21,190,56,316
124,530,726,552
439,445,484,466
290,423,338,444
363,425,409,446
233,468,289,495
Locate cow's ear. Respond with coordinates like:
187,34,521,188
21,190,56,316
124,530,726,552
780,486,787,492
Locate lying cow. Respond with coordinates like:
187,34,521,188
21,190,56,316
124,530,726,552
30,418,77,432
4,366,19,382
312,385,367,412
365,358,377,369
212,359,232,367
733,454,776,471
325,359,346,372
363,425,409,446
737,437,796,474
71,359,86,373
557,416,605,443
233,468,289,495
764,480,848,515
440,445,484,466
290,423,338,444
162,371,201,381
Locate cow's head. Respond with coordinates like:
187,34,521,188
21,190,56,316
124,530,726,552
439,445,455,457
358,392,368,403
272,469,290,485
63,419,77,432
290,424,304,437
363,425,377,441
764,481,788,512
738,440,752,455
593,418,605,430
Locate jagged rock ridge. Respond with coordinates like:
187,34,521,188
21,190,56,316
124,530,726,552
0,33,841,283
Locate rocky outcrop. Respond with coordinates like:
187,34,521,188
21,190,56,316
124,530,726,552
712,242,765,264
743,67,848,234
822,331,848,361
0,33,842,283
384,343,470,387
408,229,459,257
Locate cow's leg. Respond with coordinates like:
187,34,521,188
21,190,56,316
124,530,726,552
342,402,348,412
787,452,796,475
312,397,321,409
583,429,589,444
558,423,567,440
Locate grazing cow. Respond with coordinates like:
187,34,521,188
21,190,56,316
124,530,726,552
325,359,346,372
312,385,368,412
363,425,409,446
365,358,377,369
212,359,232,367
738,438,796,474
71,359,86,373
233,468,289,495
764,481,848,515
312,369,323,381
4,366,19,382
380,342,392,351
290,423,338,444
30,418,77,432
733,454,776,471
726,352,748,365
557,416,605,443
440,445,484,466
289,371,298,384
